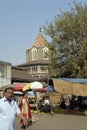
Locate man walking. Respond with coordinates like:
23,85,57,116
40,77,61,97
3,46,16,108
0,87,27,130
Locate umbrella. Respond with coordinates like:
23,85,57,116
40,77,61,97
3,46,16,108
13,83,25,91
35,88,46,92
13,91,23,95
30,81,43,89
23,82,32,91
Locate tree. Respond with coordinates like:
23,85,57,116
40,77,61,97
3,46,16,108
43,1,87,78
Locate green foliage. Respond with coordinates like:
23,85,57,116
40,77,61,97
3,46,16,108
43,1,87,78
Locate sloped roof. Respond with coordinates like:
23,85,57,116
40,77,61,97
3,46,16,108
16,60,50,67
11,66,49,82
33,32,48,47
11,67,32,82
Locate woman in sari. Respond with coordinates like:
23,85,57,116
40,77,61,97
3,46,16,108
19,91,32,128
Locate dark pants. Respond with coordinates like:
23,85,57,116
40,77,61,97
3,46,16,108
40,104,51,113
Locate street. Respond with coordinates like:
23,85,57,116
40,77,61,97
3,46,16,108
14,112,87,130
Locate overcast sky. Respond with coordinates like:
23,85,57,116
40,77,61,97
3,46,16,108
0,0,87,65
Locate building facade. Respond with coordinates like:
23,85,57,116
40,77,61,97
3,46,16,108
17,30,50,82
0,61,11,87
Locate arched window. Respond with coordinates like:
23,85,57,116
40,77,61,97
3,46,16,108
43,47,49,59
31,47,37,60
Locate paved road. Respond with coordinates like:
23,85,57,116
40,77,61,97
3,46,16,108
14,113,87,130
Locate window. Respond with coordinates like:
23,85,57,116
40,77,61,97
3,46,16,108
43,47,49,59
31,47,37,60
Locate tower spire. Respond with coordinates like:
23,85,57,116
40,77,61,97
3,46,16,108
39,27,41,33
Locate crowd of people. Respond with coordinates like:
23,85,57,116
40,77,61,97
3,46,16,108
1,85,87,130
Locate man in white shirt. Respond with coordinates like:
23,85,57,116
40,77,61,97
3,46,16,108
0,87,27,130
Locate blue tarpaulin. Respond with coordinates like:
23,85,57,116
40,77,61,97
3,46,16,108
58,78,87,84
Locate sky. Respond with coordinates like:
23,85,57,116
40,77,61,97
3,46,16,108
0,0,87,65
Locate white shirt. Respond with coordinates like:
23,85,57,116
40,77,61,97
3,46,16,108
44,99,50,105
0,97,21,130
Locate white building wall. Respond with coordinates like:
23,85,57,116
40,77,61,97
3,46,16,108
0,61,11,87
